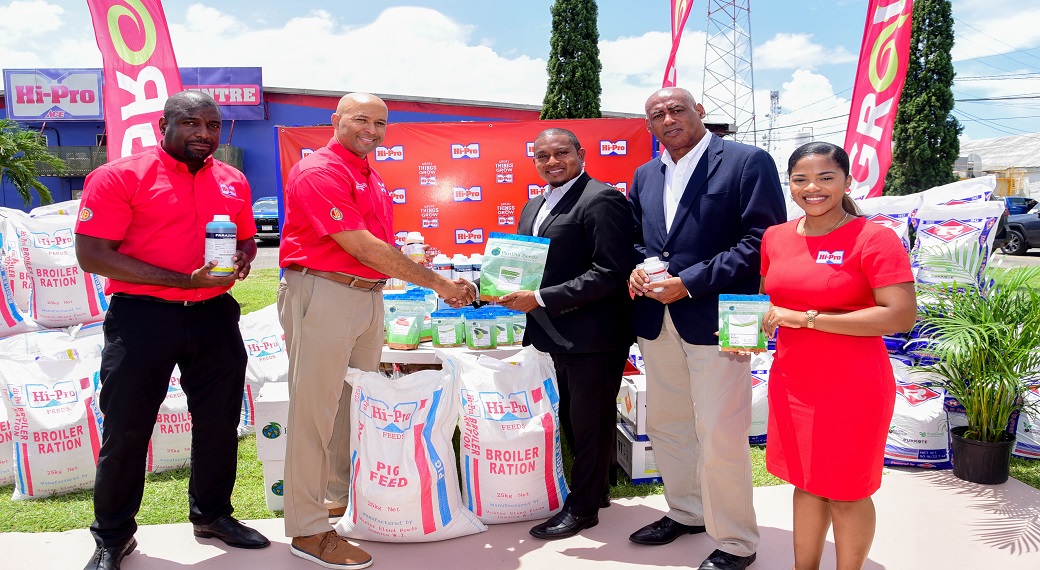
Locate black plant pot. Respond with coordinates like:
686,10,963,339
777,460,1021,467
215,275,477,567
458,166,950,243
950,426,1016,485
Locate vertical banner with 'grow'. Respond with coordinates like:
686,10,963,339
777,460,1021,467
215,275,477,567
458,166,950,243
662,0,696,88
87,0,183,160
844,0,914,200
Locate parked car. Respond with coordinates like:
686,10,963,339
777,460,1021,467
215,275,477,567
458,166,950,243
252,197,280,243
1001,204,1040,255
1005,196,1037,215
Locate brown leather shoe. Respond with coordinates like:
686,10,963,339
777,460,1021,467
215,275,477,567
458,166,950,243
290,530,373,569
328,506,347,519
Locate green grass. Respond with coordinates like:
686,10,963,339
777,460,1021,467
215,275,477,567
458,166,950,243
2,265,1037,533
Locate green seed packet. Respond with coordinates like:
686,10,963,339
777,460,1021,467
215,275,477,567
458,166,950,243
718,294,770,352
465,311,498,349
479,233,551,302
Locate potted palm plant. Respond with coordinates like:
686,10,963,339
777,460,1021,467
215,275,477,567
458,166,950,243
914,247,1040,484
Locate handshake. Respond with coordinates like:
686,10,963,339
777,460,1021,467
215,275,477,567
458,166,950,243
436,278,477,308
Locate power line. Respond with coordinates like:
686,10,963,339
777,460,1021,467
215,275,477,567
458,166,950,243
956,94,1040,102
954,17,1040,67
955,72,1040,82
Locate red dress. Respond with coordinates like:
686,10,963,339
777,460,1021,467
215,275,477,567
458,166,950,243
761,217,913,500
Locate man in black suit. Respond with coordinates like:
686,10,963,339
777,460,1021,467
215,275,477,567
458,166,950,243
498,127,635,540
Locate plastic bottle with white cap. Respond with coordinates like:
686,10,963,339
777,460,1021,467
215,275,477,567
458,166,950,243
642,256,668,293
432,254,453,279
451,254,472,282
468,253,483,284
403,231,426,264
205,215,237,277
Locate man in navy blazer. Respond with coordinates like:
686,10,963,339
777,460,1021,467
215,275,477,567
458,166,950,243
499,128,635,540
626,88,785,570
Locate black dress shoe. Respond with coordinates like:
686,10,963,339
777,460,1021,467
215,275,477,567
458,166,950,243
529,509,599,540
193,515,271,549
629,516,706,545
698,549,757,570
83,537,136,570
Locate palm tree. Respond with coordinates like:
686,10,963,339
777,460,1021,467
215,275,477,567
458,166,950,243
0,118,65,205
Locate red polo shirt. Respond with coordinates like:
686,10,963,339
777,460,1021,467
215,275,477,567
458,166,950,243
279,138,394,279
75,145,255,302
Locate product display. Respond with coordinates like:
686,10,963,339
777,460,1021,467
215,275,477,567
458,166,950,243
478,233,551,302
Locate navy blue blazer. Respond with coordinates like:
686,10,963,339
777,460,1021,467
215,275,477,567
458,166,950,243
629,135,786,345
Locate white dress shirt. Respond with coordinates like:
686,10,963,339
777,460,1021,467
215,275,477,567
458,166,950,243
532,171,584,307
662,132,712,232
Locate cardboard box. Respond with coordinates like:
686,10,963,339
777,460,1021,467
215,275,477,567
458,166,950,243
254,382,289,460
261,459,284,511
617,375,649,441
616,423,661,485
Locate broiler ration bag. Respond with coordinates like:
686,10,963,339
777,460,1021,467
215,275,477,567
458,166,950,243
884,361,952,469
0,210,38,337
0,356,104,499
335,357,486,542
147,367,192,474
17,214,109,328
0,403,14,485
455,347,569,524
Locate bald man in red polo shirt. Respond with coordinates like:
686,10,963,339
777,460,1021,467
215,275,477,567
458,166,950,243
278,92,474,569
75,91,269,570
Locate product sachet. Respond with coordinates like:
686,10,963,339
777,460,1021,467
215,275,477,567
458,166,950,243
479,233,551,302
718,294,770,352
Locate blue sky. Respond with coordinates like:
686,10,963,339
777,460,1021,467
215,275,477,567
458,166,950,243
1,0,1038,164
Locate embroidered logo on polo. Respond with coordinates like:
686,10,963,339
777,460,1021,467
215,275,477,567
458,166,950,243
219,183,237,198
921,220,977,242
330,208,343,221
375,145,404,161
79,208,93,222
815,250,844,264
355,182,368,193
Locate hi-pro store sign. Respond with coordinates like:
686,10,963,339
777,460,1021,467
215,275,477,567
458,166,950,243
3,69,104,121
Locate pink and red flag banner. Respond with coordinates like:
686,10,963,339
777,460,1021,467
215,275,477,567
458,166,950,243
844,0,915,199
662,0,696,88
86,0,183,161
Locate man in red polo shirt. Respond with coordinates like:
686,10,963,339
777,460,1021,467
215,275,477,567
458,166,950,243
75,91,269,570
278,92,473,569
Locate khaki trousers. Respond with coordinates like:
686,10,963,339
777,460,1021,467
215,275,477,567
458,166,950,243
638,311,759,557
277,271,383,537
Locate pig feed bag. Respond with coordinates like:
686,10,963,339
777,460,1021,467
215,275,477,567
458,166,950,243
17,214,109,328
455,347,569,524
884,361,952,469
0,356,104,499
336,357,486,542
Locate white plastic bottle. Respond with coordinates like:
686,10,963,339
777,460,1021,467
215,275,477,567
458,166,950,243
205,215,237,277
468,253,483,283
451,253,472,282
642,256,668,293
403,231,426,264
432,254,453,279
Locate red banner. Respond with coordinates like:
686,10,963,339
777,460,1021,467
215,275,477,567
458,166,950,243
844,0,914,199
663,0,696,87
86,0,183,160
277,119,653,256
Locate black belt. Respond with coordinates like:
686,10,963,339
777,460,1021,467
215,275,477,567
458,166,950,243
112,292,228,307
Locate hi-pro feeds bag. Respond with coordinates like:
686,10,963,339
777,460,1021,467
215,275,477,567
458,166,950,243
147,367,192,474
0,403,14,485
17,214,109,328
240,304,289,385
884,361,952,469
918,175,995,207
0,355,104,499
336,357,487,542
479,233,551,302
1012,384,1040,460
0,210,39,338
856,194,923,252
749,351,772,445
910,201,1005,287
455,347,569,524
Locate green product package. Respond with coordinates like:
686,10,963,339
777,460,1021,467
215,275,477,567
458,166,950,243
465,311,498,349
509,312,527,345
431,310,465,348
383,294,427,350
479,233,551,302
718,294,770,352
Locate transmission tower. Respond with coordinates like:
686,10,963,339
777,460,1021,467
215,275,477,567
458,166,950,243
765,90,780,154
701,0,757,145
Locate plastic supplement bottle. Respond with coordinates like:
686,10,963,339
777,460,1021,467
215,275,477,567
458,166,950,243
432,254,453,278
403,231,426,264
642,256,668,293
205,215,237,277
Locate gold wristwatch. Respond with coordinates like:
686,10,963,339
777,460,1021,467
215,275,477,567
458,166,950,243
806,310,818,329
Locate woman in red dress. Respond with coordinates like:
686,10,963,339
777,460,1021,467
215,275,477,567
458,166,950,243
759,142,916,570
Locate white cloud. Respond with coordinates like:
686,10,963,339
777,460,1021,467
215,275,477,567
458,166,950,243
755,33,856,70
765,70,853,167
599,29,707,115
0,0,63,40
951,1,1040,61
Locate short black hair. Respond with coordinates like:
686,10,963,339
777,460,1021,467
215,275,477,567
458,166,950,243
535,128,582,151
163,90,221,123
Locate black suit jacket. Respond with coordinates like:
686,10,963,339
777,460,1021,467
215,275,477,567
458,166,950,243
630,135,786,345
517,172,636,354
